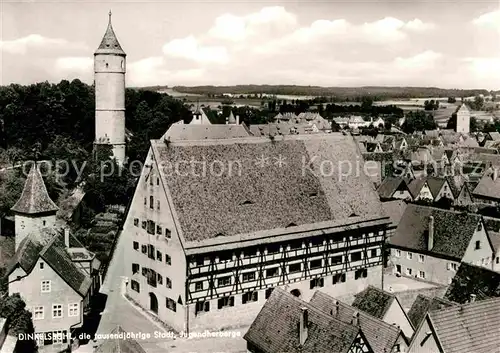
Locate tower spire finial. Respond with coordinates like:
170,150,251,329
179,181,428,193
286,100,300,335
109,10,112,23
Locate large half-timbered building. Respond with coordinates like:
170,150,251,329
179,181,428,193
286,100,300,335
123,127,391,332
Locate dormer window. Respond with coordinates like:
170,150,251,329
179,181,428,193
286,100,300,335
475,240,481,250
477,223,482,231
241,200,253,205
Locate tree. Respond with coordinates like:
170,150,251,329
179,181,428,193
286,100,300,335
470,117,478,132
402,111,437,133
0,293,36,352
446,113,457,130
5,147,24,167
0,169,25,216
471,95,484,110
424,100,439,111
447,97,456,103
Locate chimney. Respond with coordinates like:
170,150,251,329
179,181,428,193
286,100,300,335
236,115,240,125
428,216,434,251
64,228,70,248
335,300,339,316
352,311,359,326
469,294,476,303
299,307,308,345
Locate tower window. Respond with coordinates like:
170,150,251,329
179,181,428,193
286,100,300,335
105,63,109,68
121,60,124,69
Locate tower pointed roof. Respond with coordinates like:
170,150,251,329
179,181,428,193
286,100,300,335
95,11,126,56
458,103,470,114
11,164,59,215
228,111,236,124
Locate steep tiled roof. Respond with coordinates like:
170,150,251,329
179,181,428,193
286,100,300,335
488,231,500,252
244,288,362,353
310,291,400,353
488,131,500,141
153,134,383,244
428,297,500,353
472,169,500,200
351,286,395,320
11,164,59,215
95,13,125,55
248,123,319,136
407,294,456,329
407,178,427,199
40,235,92,297
444,262,500,304
425,177,446,198
95,326,147,353
390,204,481,259
6,235,44,275
162,124,250,141
377,177,408,199
381,200,407,228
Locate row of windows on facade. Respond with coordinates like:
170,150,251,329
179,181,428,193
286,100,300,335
133,218,172,238
32,304,80,320
142,269,367,316
394,247,489,265
395,265,427,279
191,245,380,266
190,259,371,292
133,242,172,264
130,280,178,312
132,265,173,289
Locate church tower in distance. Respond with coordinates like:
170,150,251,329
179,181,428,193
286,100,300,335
94,11,126,165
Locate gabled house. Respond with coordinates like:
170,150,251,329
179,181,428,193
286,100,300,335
6,164,100,351
189,106,212,125
444,262,500,304
310,291,408,353
244,288,375,353
366,142,383,153
407,177,454,203
472,167,500,206
394,137,408,151
377,177,413,201
407,294,456,330
408,297,500,353
453,182,474,207
351,286,414,342
389,205,495,285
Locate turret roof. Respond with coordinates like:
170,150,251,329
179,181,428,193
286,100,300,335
95,11,126,56
11,164,59,215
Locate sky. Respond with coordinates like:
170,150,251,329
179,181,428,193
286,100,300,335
1,0,499,89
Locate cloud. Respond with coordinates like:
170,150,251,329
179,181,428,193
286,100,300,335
208,6,297,41
472,10,500,30
55,57,93,71
0,34,87,55
162,36,228,64
405,19,436,32
394,50,442,70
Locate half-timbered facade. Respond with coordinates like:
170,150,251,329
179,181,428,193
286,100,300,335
124,130,390,332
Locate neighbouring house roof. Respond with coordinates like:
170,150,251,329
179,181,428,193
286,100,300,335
488,231,500,253
351,286,396,320
11,164,59,215
390,204,482,259
151,134,384,246
424,130,440,138
472,169,500,200
381,200,407,228
243,288,364,353
461,137,479,148
162,124,251,141
310,291,401,353
95,326,147,353
248,123,318,136
427,297,500,353
377,177,408,199
488,131,500,141
407,294,456,329
95,13,125,55
425,177,448,198
6,235,44,275
407,178,428,199
57,187,86,221
444,262,500,304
